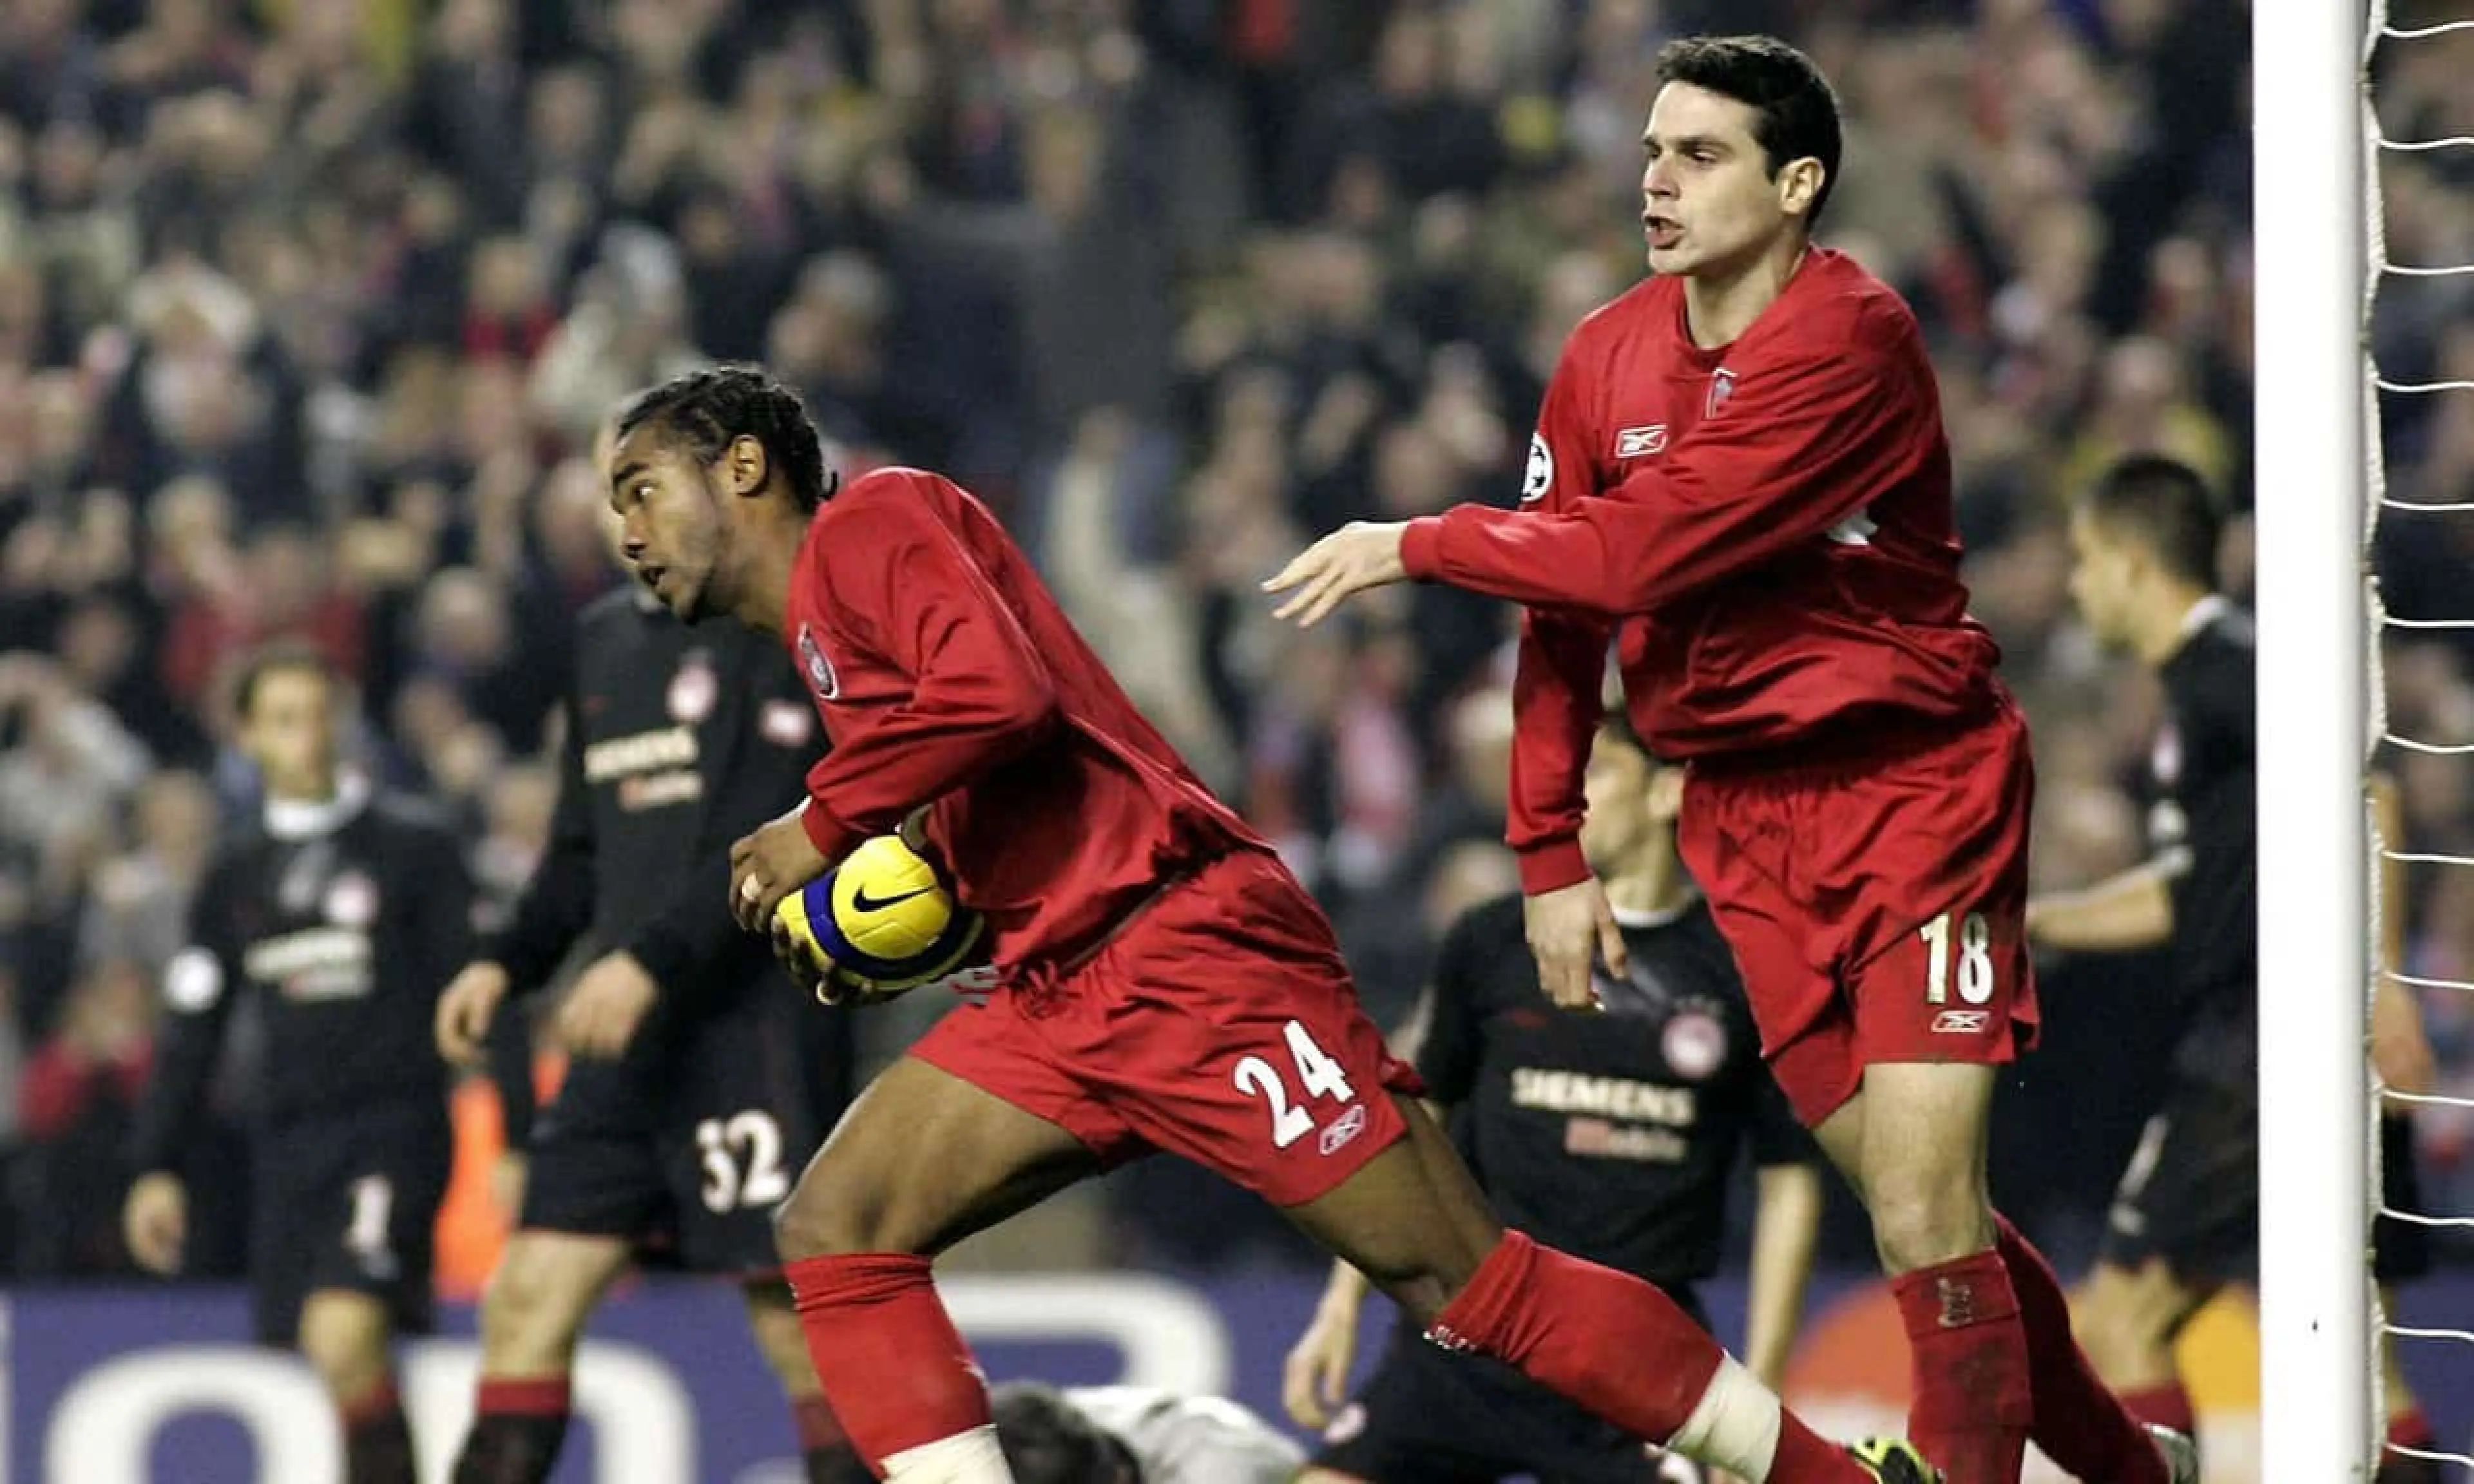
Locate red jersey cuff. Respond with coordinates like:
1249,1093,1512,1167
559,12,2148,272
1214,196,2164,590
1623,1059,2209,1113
1515,838,1593,896
1400,517,1445,580
800,798,856,863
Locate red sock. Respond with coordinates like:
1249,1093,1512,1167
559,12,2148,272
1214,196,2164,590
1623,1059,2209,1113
1892,1248,2033,1484
783,1253,988,1470
2388,1407,2435,1450
1993,1215,2169,1483
452,1378,571,1484
341,1378,416,1484
475,1376,571,1417
1428,1230,1869,1482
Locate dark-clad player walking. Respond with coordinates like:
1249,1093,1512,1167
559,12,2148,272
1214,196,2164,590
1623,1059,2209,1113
607,363,1937,1484
1267,34,2183,1484
1285,711,1821,1484
2029,455,2448,1483
126,644,470,1484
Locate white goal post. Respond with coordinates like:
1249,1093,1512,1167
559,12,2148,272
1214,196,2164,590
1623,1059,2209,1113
2250,0,2373,1479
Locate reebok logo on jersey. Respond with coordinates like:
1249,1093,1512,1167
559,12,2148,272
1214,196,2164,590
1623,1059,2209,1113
1932,1009,1990,1034
1613,424,1667,459
850,884,935,913
1318,1102,1368,1156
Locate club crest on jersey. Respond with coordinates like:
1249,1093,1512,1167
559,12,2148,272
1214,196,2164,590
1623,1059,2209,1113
1613,424,1668,459
1520,432,1553,504
323,870,379,929
1662,1008,1726,1081
667,652,718,723
1707,367,1737,418
797,625,839,700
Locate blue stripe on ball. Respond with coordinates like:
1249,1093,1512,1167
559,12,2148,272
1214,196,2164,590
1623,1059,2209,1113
809,893,983,983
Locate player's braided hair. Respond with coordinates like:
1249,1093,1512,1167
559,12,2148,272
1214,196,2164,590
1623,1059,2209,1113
1654,35,1844,227
2083,453,2225,589
988,1382,1141,1484
617,364,836,511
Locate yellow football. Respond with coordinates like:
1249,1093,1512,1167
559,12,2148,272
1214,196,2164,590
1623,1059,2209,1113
774,833,983,999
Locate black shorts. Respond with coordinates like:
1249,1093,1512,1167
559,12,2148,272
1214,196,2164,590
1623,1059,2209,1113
2100,1074,2258,1282
2375,1111,2432,1284
1312,1291,1710,1484
521,984,849,1273
252,1099,452,1346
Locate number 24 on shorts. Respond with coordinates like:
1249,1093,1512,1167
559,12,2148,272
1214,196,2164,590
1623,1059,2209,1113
1919,909,1997,1005
1234,1020,1358,1149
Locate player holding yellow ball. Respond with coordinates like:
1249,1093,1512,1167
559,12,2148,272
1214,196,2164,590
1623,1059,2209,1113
774,833,986,1002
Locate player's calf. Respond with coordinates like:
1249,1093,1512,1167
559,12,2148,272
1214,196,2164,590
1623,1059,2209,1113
477,1230,632,1375
452,1233,630,1484
773,1057,1098,1481
298,1290,414,1484
1825,1065,2032,1484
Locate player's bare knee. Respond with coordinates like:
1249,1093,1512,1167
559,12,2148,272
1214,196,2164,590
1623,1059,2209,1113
1864,1178,1995,1273
296,1293,391,1402
479,1238,596,1364
772,1174,911,1260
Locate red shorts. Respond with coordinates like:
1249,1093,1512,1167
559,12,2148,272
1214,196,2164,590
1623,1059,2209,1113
908,850,1421,1207
1677,698,2041,1127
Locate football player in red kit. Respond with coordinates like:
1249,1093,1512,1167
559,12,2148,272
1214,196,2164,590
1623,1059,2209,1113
603,361,1936,1484
1267,35,2189,1484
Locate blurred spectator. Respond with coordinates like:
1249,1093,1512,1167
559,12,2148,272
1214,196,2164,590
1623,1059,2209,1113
14,956,153,1277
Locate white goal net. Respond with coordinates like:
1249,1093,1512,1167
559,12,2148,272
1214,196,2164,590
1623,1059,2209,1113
2294,1,2474,1480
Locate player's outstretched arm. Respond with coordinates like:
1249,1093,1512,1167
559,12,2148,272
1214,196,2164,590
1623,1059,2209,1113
2023,863,2175,953
1742,1160,1823,1389
1397,321,1931,615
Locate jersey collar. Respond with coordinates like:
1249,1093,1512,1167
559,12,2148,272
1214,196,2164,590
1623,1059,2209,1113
2176,593,2234,642
1610,889,1702,931
264,772,371,841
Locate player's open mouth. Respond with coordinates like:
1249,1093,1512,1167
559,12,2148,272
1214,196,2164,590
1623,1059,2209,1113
1645,216,1682,249
638,564,667,596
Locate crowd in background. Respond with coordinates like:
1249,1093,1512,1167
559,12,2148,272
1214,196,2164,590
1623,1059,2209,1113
1,0,2469,1280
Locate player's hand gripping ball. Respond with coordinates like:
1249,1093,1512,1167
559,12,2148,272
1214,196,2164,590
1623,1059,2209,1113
774,833,985,1004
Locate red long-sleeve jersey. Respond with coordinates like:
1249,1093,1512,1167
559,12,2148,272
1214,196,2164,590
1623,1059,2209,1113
1399,249,2001,895
784,468,1264,973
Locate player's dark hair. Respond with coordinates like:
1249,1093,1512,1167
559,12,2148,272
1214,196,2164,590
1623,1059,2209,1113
1654,34,1843,227
616,364,836,511
989,1383,1141,1484
2082,454,2223,589
231,640,334,719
